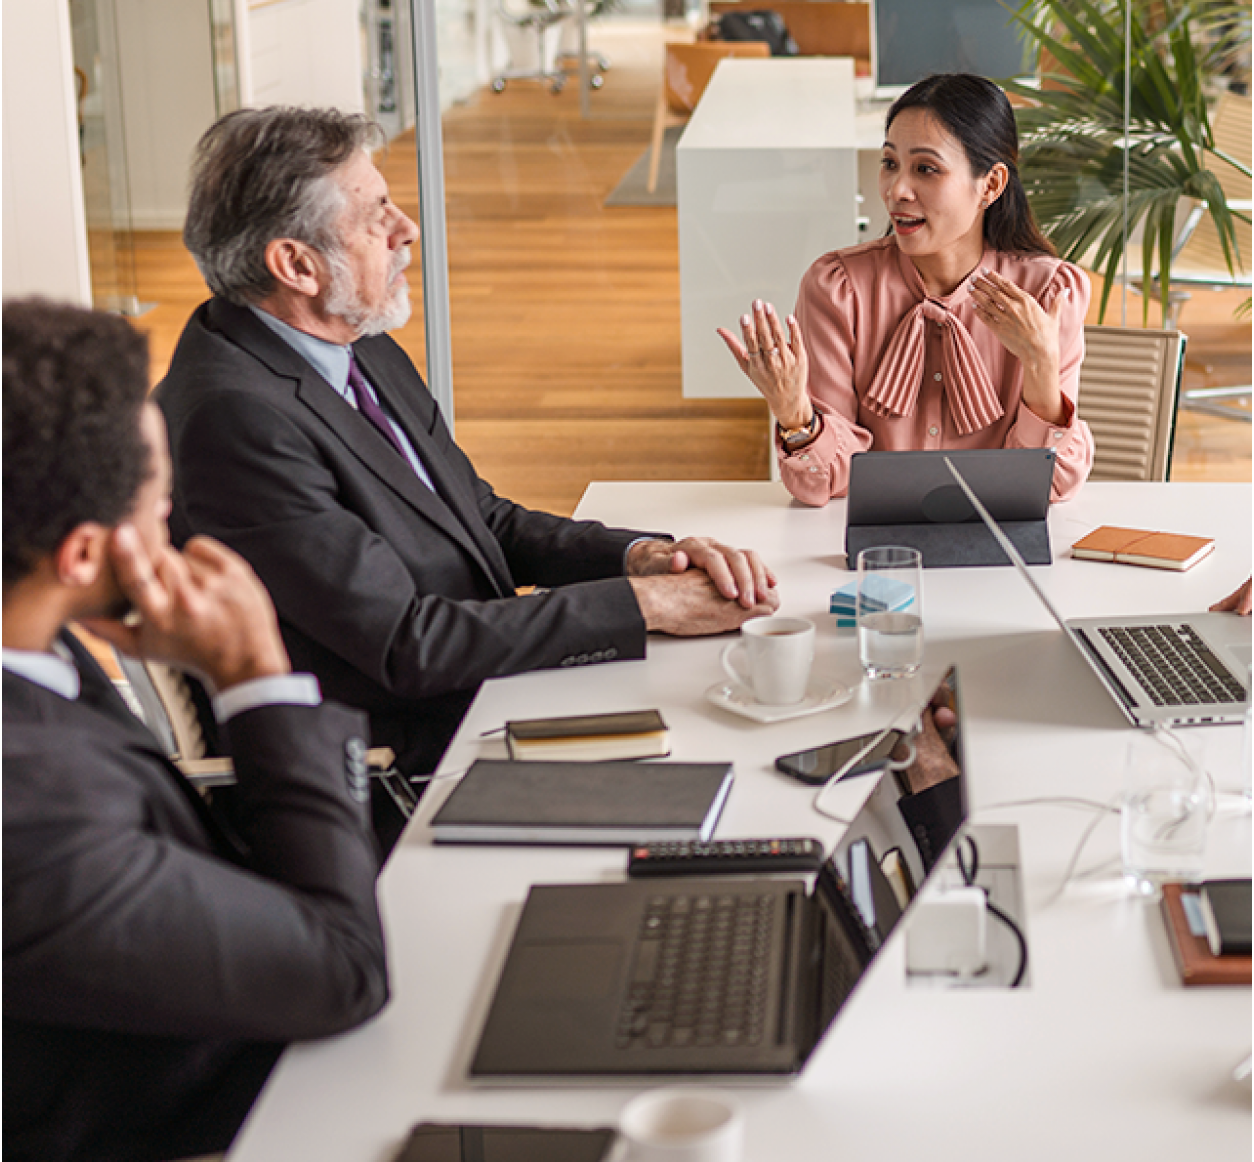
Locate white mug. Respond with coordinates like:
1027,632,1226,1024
721,616,815,705
618,1087,744,1162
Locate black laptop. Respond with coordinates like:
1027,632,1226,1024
846,448,1056,567
470,667,968,1079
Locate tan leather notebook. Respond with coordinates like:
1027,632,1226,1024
1160,883,1252,986
1071,526,1215,571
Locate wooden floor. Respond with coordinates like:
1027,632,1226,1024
128,19,1249,517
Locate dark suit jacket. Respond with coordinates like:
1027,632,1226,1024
157,299,652,775
2,637,387,1162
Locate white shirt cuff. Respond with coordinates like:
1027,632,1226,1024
212,673,322,723
623,535,670,572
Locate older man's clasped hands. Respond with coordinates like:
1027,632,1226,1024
626,536,780,636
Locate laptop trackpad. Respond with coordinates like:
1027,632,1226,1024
510,941,622,1001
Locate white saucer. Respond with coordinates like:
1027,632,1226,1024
705,677,852,724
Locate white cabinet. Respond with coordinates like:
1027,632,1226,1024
676,58,860,399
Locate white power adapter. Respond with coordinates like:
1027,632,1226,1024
905,885,988,977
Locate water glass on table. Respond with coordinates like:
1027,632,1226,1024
1121,730,1212,896
857,546,923,679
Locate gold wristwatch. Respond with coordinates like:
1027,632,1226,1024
777,411,821,450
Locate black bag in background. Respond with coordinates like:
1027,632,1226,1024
713,10,800,56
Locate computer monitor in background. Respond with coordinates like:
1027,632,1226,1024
872,0,1031,100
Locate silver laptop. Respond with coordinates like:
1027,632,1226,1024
471,668,967,1080
944,458,1251,727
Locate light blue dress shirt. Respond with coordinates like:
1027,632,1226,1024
249,306,436,490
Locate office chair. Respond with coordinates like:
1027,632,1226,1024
492,0,602,95
647,40,771,194
1077,324,1187,482
115,655,421,822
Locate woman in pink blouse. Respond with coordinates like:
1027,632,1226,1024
718,73,1094,506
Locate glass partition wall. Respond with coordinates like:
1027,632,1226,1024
394,0,1247,508
70,0,145,315
392,0,770,514
107,2,1246,490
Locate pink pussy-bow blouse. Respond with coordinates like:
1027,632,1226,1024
780,235,1094,506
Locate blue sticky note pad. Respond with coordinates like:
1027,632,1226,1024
830,578,915,626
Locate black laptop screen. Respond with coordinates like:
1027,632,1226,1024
811,666,967,1034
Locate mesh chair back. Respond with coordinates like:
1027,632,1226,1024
142,662,209,763
1077,324,1186,482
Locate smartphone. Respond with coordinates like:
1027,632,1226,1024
395,1123,617,1162
775,728,904,785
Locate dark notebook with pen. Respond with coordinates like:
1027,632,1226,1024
505,710,670,762
430,759,733,845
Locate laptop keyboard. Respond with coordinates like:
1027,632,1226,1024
1099,624,1246,706
616,892,774,1050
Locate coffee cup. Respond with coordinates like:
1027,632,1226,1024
721,616,815,705
619,1087,744,1162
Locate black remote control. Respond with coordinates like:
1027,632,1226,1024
627,837,825,877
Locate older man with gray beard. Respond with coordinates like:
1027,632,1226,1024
157,107,778,829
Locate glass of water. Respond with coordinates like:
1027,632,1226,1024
1121,731,1211,896
856,546,923,680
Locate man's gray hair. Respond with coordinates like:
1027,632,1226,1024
183,107,381,305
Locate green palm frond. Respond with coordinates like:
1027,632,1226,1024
1002,0,1250,323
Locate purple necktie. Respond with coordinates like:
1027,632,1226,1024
347,354,409,460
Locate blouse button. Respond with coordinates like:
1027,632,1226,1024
797,454,810,462
933,372,942,381
928,425,939,437
1053,430,1064,440
809,467,820,474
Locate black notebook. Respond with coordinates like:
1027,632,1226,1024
505,710,670,762
1200,879,1252,957
430,759,734,845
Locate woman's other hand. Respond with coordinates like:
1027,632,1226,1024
717,300,812,429
970,268,1067,426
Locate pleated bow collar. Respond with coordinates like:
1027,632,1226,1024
862,247,1004,436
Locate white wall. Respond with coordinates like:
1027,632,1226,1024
243,0,364,112
2,0,92,304
113,0,218,230
3,0,368,306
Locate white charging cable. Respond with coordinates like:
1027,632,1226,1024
812,711,921,825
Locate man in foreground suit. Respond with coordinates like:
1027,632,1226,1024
3,300,389,1162
158,106,779,778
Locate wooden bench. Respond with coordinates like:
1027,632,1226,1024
705,2,872,76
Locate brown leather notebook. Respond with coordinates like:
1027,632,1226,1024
1072,526,1215,571
1160,883,1252,986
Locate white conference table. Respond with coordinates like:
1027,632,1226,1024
228,481,1252,1162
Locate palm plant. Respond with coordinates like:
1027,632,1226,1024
1002,0,1251,323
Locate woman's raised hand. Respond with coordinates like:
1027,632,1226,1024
971,269,1067,426
717,300,812,429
